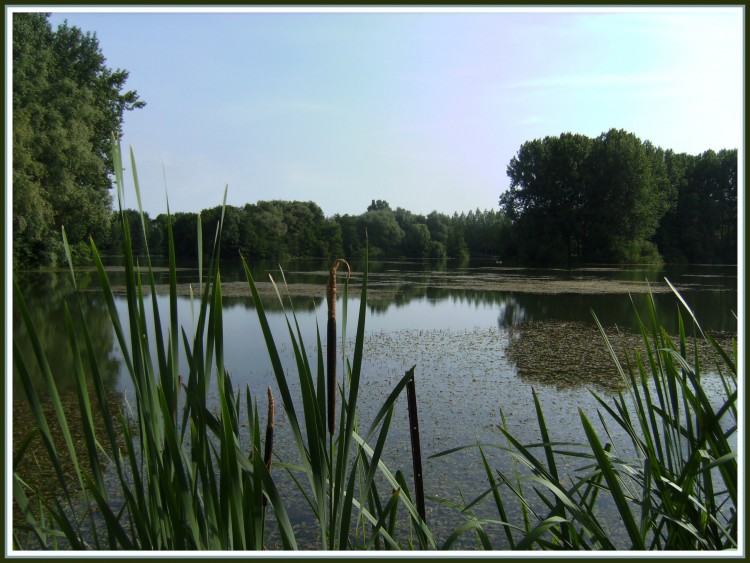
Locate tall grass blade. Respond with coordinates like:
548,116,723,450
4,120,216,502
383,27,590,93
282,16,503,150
579,409,644,549
405,367,426,524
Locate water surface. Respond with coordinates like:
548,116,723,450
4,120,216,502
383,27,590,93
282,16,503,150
11,259,738,548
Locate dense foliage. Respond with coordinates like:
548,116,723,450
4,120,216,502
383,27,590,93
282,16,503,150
12,13,144,267
500,129,737,266
654,148,738,264
103,200,510,263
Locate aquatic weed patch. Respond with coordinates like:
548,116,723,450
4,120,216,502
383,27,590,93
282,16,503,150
506,321,735,393
108,269,681,301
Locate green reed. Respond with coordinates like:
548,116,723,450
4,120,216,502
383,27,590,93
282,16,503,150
241,250,435,550
13,138,432,551
13,138,295,549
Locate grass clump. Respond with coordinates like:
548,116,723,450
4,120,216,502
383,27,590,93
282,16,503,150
13,139,295,549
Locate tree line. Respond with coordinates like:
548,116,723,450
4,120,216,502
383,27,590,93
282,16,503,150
12,14,737,268
110,129,738,265
104,200,510,262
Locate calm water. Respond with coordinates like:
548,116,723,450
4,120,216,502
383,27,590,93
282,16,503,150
12,258,739,549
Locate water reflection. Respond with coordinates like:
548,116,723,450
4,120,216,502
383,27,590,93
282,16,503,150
12,270,127,536
494,291,737,334
76,257,737,333
13,271,121,394
12,261,737,396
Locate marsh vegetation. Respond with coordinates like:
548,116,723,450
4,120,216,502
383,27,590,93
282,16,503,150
12,145,737,552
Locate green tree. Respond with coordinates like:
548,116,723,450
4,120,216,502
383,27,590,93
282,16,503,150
106,209,153,256
241,202,288,259
655,149,738,263
12,13,144,267
582,129,669,262
170,213,199,259
357,206,405,257
653,150,692,262
502,129,671,265
458,209,510,259
502,132,591,265
404,223,432,257
367,199,392,212
446,216,469,261
334,214,363,258
319,217,344,258
202,205,242,259
426,211,450,246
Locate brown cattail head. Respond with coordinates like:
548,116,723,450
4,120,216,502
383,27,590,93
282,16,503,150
326,259,350,435
325,259,351,319
263,386,275,508
264,386,274,471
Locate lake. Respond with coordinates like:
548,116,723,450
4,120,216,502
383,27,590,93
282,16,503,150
11,258,738,549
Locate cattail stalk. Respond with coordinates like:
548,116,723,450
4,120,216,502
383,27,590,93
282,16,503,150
263,386,274,508
326,259,350,436
406,366,426,523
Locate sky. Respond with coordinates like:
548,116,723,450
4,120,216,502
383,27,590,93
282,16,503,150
23,6,745,218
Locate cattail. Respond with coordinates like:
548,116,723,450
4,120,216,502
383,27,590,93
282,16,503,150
173,374,183,425
263,386,274,508
326,259,350,436
406,366,426,523
264,386,274,470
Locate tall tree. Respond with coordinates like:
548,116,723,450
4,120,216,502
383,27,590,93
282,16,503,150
13,13,145,266
502,129,671,265
655,149,738,263
357,208,405,257
583,129,669,262
502,132,591,265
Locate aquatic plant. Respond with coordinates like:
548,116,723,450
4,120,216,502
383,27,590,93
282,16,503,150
434,286,738,550
241,244,435,549
13,138,433,551
13,139,296,549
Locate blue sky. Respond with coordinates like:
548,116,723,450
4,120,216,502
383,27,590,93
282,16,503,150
35,7,744,218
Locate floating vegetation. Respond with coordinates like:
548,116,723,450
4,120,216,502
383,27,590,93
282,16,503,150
505,320,736,393
107,270,681,301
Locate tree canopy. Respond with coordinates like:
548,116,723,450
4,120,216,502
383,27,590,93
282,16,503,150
654,148,737,264
12,12,145,267
111,199,509,265
500,129,736,266
106,128,736,267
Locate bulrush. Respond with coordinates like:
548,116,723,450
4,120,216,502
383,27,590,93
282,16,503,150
264,386,274,470
326,259,350,436
263,386,274,508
